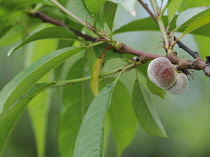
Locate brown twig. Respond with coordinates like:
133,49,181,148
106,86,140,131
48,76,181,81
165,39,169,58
116,43,161,60
31,11,97,42
138,0,157,22
117,43,206,72
174,36,201,59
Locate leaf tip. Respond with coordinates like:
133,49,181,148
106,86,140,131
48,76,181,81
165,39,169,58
7,48,14,57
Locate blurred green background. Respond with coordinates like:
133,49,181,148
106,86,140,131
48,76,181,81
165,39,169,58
0,2,210,157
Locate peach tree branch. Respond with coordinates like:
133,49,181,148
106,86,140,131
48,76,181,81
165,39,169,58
137,0,202,59
28,11,210,77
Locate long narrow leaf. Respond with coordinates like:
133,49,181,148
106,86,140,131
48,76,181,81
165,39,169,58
104,1,118,31
108,80,136,157
132,79,167,138
8,26,76,56
1,0,49,5
179,1,210,12
0,46,83,119
26,38,57,157
180,12,210,38
167,0,183,24
74,82,115,157
176,8,210,30
58,57,93,157
59,105,82,157
84,0,106,15
0,83,53,156
113,16,210,37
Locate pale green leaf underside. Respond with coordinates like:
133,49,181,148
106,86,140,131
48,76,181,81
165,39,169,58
8,26,76,56
0,46,83,119
74,83,115,157
132,79,167,138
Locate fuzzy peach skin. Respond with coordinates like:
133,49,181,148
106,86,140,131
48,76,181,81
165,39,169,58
147,57,176,90
167,73,189,95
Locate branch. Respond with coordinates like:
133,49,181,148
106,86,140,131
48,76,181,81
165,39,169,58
174,36,201,59
31,11,97,42
116,43,206,72
115,43,161,60
29,11,210,77
138,0,157,22
137,0,201,57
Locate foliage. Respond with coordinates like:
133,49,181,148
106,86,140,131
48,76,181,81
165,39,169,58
0,0,210,157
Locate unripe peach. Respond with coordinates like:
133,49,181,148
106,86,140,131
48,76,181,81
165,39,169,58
167,73,188,95
147,57,176,90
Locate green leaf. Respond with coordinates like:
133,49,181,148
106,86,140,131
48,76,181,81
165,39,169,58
58,57,93,157
167,0,183,23
179,1,210,12
113,17,162,34
26,38,57,157
28,91,51,157
84,0,106,16
1,0,50,6
94,44,123,62
179,11,210,38
108,80,136,157
132,79,167,138
67,0,93,23
59,105,82,157
146,78,166,99
8,26,76,56
0,83,53,156
0,101,28,156
113,16,210,37
74,82,116,157
104,1,118,31
0,46,84,119
137,63,166,99
0,9,23,38
176,8,210,30
58,0,69,6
